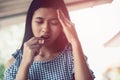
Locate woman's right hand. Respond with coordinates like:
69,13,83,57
22,37,43,66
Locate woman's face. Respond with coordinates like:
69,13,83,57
32,8,62,45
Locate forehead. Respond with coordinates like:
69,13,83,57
33,8,57,18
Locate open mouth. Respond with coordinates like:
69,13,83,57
40,35,49,40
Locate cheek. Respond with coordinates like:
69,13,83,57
52,27,62,37
32,24,41,37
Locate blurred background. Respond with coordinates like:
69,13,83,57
0,0,120,80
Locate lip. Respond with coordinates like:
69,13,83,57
40,35,50,41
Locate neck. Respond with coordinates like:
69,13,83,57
39,43,62,55
40,39,67,54
34,41,67,62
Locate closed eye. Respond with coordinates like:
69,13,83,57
35,17,44,24
35,21,43,24
50,20,59,25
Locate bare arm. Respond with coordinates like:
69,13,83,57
15,59,30,80
57,9,94,80
5,56,30,80
5,57,15,69
71,40,94,80
15,37,43,80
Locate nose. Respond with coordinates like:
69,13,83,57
41,22,50,33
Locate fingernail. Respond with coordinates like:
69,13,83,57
41,40,44,44
38,40,44,44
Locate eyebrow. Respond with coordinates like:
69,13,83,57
35,17,58,21
35,17,43,20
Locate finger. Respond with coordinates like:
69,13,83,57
29,37,38,42
29,44,40,54
34,37,45,45
38,39,44,45
28,37,39,45
57,9,73,26
30,44,40,49
57,9,66,26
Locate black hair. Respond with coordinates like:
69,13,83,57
20,0,70,50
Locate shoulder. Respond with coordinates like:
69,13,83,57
5,57,15,69
5,49,22,69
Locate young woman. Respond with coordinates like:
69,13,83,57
4,0,95,80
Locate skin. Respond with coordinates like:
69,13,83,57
57,9,94,80
16,8,66,80
7,8,94,80
21,8,64,66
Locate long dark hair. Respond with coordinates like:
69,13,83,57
20,0,70,51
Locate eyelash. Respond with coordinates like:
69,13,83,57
35,21,59,25
35,21,43,24
50,21,59,25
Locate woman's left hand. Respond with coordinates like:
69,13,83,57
57,9,79,44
